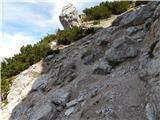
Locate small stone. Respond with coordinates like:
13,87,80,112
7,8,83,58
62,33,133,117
81,101,86,107
137,39,143,42
145,103,155,120
99,40,109,46
90,89,98,98
50,89,71,106
77,96,85,102
65,107,75,116
93,60,112,75
96,109,102,114
66,99,78,108
56,106,64,112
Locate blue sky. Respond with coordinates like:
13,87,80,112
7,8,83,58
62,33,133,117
0,0,106,58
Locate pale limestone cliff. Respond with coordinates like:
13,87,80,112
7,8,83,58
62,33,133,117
59,3,81,29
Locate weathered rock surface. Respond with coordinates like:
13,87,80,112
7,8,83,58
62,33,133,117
105,37,139,64
10,92,57,120
93,59,112,75
112,2,159,27
1,2,160,120
59,3,81,29
49,88,71,106
65,107,75,116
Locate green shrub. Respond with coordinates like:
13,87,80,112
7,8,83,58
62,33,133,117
85,27,95,34
1,77,15,101
107,1,131,15
83,1,132,21
38,34,56,44
83,5,111,21
56,27,94,45
56,27,82,45
1,34,55,102
135,1,149,7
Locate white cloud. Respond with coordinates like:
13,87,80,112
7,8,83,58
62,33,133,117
0,32,35,58
1,0,106,58
3,0,105,30
4,0,105,3
2,2,53,29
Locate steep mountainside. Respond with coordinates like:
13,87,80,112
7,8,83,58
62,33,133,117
1,2,160,120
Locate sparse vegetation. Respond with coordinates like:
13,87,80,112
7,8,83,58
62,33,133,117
83,1,132,21
32,71,41,78
56,26,94,45
106,1,132,15
1,34,56,101
1,77,15,101
83,5,111,21
1,35,54,80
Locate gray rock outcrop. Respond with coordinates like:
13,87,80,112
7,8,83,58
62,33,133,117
112,2,159,27
105,36,139,64
59,3,81,29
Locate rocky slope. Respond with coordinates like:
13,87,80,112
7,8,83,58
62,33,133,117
1,2,160,120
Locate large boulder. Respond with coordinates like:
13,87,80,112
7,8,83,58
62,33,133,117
48,88,71,106
10,92,57,120
59,3,81,29
105,36,139,64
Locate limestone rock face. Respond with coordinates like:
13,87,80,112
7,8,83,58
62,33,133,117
1,2,160,120
6,62,43,103
59,3,81,29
